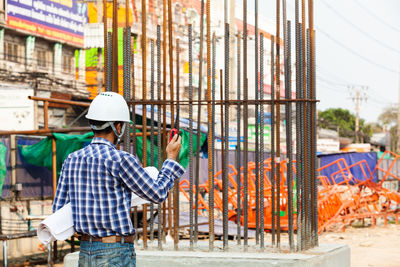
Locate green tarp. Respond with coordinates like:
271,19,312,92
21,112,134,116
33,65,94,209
19,130,206,177
0,142,7,195
20,132,94,176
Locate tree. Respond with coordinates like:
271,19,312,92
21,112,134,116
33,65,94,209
318,108,372,142
378,106,397,127
377,105,398,151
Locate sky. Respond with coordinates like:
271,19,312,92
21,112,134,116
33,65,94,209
240,0,400,123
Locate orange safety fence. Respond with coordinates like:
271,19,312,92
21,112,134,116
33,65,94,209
179,151,400,234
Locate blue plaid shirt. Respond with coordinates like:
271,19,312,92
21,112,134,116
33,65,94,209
53,137,185,237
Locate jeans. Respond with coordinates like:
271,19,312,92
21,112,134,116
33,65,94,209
78,240,136,267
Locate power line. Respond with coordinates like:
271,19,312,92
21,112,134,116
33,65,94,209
317,29,398,74
317,66,394,104
317,80,349,94
317,78,392,106
316,65,351,84
320,0,400,55
353,0,400,33
316,75,348,88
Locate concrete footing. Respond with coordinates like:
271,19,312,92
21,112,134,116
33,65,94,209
64,243,350,267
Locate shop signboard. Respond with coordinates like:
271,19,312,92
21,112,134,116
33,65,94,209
7,0,87,46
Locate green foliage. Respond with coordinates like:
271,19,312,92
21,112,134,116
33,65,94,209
318,108,372,142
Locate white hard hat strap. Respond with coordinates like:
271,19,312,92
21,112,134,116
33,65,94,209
110,121,126,144
91,122,112,131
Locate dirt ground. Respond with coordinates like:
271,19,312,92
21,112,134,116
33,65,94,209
319,223,400,267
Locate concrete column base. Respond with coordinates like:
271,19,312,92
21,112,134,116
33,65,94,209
64,243,350,267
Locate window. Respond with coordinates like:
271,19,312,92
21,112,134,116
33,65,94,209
37,50,47,68
62,54,73,73
4,42,19,62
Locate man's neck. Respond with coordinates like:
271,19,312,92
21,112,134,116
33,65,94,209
94,133,115,144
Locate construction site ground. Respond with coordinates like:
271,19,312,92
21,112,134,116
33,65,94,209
319,223,400,267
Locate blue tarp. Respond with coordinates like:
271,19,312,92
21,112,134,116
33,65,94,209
318,152,377,184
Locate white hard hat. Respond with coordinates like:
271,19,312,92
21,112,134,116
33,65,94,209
85,92,130,122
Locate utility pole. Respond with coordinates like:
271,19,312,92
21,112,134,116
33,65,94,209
350,85,368,143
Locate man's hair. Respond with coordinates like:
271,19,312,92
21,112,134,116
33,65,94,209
88,120,113,134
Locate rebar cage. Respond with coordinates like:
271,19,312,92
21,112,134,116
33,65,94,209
104,0,317,252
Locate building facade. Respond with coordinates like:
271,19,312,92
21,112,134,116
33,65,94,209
0,0,88,130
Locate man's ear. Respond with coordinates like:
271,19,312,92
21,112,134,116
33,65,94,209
116,122,122,133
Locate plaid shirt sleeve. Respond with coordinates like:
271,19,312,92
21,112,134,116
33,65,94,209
119,155,185,203
52,158,70,212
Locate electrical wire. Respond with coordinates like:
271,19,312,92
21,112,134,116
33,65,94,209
316,65,353,84
317,67,394,105
320,0,400,55
353,0,400,33
317,29,398,74
316,75,348,88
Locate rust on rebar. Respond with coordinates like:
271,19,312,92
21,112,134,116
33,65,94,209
195,0,205,245
103,0,107,89
167,0,174,242
162,0,168,242
275,0,281,248
141,0,148,249
206,0,214,251
173,38,180,250
112,0,118,91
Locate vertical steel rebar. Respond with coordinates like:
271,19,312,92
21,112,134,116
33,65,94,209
123,22,132,205
150,39,155,242
306,28,312,250
243,0,249,251
123,28,129,152
299,23,306,251
308,0,318,248
210,32,216,252
132,33,137,155
106,32,112,92
259,32,265,249
206,0,214,252
141,0,148,249
111,0,118,91
275,0,281,249
195,0,205,245
132,31,137,236
286,20,294,252
254,0,260,246
236,33,242,245
156,24,163,250
167,0,174,240
162,0,168,243
174,38,180,251
270,35,276,247
294,0,301,252
312,28,318,247
220,68,227,250
301,0,309,251
188,24,194,251
103,0,107,91
223,22,230,251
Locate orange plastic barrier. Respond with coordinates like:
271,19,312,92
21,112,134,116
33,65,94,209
179,151,400,234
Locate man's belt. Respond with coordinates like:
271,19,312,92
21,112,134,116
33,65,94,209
79,234,135,244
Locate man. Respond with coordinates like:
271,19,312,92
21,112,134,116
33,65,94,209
53,92,184,266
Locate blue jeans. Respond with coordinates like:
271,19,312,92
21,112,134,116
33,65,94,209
79,240,136,267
